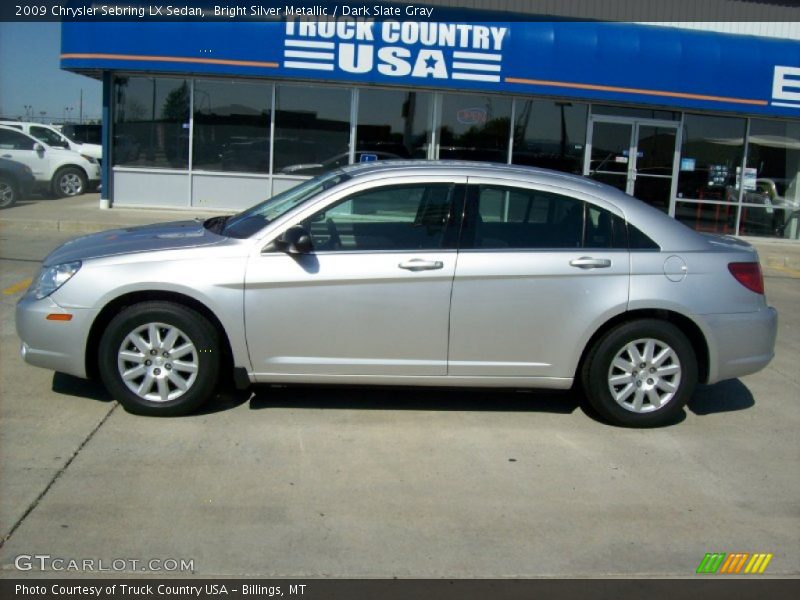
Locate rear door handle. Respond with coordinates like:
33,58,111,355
398,259,444,271
570,257,612,269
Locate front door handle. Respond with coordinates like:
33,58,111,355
570,257,612,269
398,259,444,271
0,154,11,159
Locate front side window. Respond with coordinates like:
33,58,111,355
301,184,456,251
466,185,627,249
30,126,68,148
220,170,351,239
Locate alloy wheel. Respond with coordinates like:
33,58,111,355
607,338,682,413
117,322,199,402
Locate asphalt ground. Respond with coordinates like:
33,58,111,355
0,205,798,578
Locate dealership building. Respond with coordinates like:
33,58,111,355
61,0,800,239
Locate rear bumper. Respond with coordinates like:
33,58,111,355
704,306,778,383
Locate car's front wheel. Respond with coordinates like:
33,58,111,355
0,176,18,208
51,166,86,197
98,302,220,416
582,319,698,427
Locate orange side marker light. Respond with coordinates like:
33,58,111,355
46,314,73,321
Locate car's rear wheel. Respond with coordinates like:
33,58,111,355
98,302,220,416
0,176,17,208
51,166,86,197
582,319,697,427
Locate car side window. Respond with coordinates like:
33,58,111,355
301,184,455,251
0,129,36,151
30,126,67,148
467,185,628,250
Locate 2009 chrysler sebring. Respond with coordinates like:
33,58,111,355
16,162,777,426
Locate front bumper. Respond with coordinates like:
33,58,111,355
16,294,98,379
703,306,778,384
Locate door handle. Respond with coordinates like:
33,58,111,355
1,154,11,159
398,259,444,271
570,257,612,269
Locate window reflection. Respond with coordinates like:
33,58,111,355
744,118,800,239
192,80,271,173
113,77,190,169
357,89,433,160
677,114,745,203
438,93,511,162
274,85,351,176
513,100,588,173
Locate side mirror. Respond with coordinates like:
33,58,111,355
33,143,45,153
275,225,313,255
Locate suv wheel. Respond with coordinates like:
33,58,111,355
582,319,698,427
0,176,17,208
98,302,220,416
52,167,86,197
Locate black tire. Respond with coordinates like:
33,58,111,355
0,176,17,208
51,166,87,197
98,301,220,416
581,319,698,427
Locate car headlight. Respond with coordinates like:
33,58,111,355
80,154,97,164
29,261,82,299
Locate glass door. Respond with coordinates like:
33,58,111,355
585,116,680,213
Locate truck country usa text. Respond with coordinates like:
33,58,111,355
283,20,508,82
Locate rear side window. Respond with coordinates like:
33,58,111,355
628,224,661,250
466,185,627,250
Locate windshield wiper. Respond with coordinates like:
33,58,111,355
202,215,232,234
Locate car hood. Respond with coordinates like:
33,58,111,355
77,142,103,160
43,220,224,266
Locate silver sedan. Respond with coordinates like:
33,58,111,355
16,162,777,426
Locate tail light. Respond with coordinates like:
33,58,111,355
728,262,764,294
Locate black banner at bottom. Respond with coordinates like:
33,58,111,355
2,579,799,600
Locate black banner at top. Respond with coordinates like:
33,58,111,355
3,0,800,22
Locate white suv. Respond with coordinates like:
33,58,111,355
0,121,103,162
0,125,100,197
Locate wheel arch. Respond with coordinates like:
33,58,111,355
54,163,90,179
576,309,710,384
85,290,236,384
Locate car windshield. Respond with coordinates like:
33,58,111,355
218,170,350,239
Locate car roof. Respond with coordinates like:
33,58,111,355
340,160,708,251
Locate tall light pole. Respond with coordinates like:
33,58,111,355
39,111,47,123
24,104,32,119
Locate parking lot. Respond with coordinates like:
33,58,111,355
0,208,798,578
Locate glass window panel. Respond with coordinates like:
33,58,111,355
744,118,800,239
301,184,454,251
192,80,271,173
513,99,588,173
274,85,351,175
438,93,512,163
356,89,433,160
472,186,584,249
113,77,190,169
677,114,746,203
